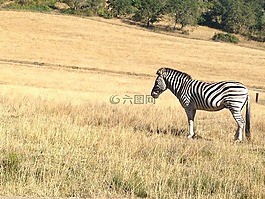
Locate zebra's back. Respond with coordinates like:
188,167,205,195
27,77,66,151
190,80,248,111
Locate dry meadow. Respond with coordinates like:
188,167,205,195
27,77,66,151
0,11,265,198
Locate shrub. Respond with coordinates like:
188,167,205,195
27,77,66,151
97,8,113,19
212,33,239,44
3,0,52,12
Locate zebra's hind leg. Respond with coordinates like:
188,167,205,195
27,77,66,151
230,109,244,142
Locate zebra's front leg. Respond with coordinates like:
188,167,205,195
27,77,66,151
187,120,195,139
185,108,196,139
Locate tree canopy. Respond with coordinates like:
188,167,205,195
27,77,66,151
107,0,265,40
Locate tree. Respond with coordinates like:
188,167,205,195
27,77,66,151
107,0,133,17
250,0,265,40
240,2,256,35
133,0,166,26
167,0,200,30
256,11,265,41
202,0,257,35
221,0,255,34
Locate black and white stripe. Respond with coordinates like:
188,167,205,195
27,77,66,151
151,68,250,141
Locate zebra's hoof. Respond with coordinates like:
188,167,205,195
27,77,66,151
187,134,195,139
234,139,242,143
246,136,251,141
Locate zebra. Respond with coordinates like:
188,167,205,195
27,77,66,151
151,68,250,141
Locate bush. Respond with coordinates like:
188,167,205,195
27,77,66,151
3,0,52,12
212,33,239,44
98,8,113,19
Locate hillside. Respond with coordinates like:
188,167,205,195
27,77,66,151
1,11,265,104
0,11,265,198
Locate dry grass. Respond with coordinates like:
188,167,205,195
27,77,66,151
0,11,265,88
0,96,265,198
0,10,265,198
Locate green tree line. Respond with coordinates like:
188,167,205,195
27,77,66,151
2,0,265,41
107,0,265,41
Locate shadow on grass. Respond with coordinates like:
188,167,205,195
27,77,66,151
121,19,184,35
133,125,213,141
151,127,186,137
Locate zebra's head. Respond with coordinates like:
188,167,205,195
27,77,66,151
151,68,167,99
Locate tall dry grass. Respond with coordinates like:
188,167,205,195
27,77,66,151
0,95,264,198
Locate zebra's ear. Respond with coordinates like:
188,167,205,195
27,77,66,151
156,68,167,77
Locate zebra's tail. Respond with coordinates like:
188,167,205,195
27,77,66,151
245,95,251,140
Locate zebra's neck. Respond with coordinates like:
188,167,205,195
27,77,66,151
165,72,192,98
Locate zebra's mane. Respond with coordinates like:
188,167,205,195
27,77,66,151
165,68,192,79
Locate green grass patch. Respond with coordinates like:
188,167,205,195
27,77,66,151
110,172,148,198
3,3,51,12
213,33,240,44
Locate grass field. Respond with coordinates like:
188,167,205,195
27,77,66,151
0,11,265,198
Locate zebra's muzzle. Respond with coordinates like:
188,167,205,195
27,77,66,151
151,91,159,99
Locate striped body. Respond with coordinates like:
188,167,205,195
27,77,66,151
151,68,250,141
179,80,248,111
